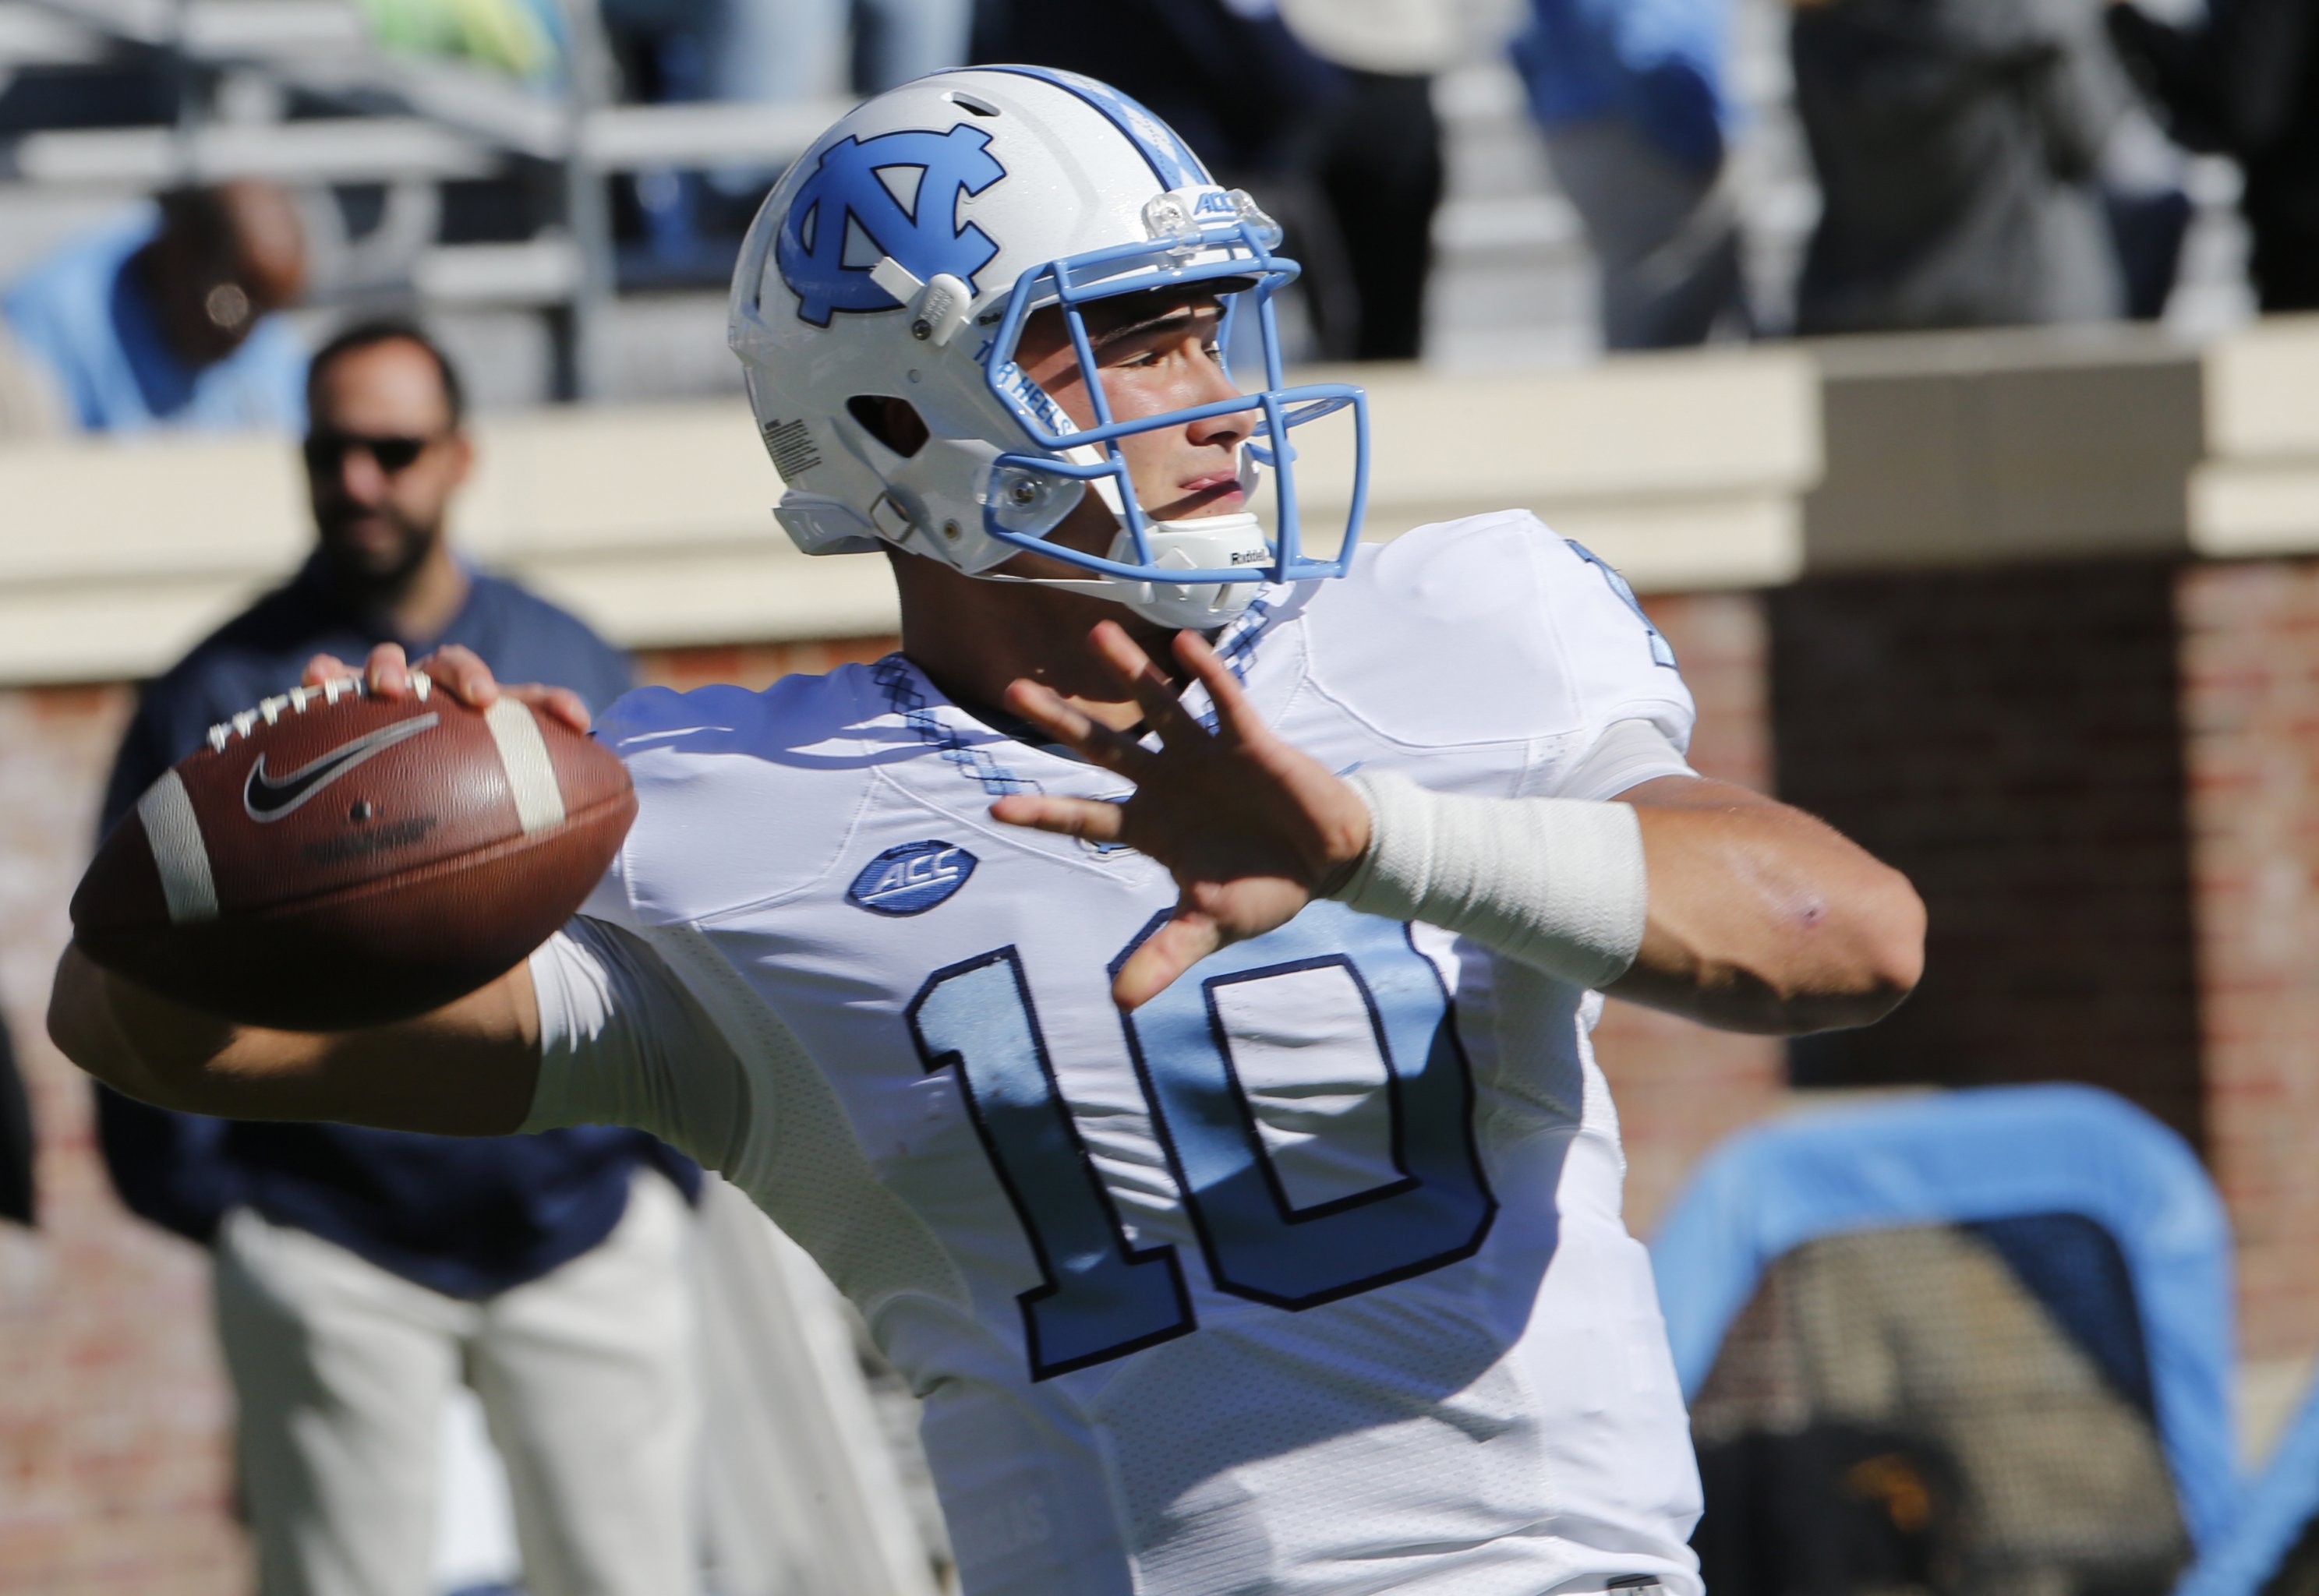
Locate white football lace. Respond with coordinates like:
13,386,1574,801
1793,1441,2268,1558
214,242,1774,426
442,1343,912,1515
203,671,433,754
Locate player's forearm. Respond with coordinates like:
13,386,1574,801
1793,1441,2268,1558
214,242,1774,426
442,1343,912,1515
49,944,246,1113
48,945,543,1134
1331,772,1921,1036
1614,782,1925,1034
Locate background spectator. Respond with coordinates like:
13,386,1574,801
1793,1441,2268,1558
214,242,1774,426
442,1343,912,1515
2099,107,2197,320
1,1012,29,1230
983,0,1426,359
1785,0,2128,335
2107,0,2319,313
95,320,702,1596
1510,0,1752,349
1274,0,1523,361
2,182,309,434
694,0,971,104
603,0,971,266
356,0,565,79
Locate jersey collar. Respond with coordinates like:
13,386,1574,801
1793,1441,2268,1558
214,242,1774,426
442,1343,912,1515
868,584,1310,801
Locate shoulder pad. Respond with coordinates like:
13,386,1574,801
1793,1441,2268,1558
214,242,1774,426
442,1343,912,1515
1306,511,1586,747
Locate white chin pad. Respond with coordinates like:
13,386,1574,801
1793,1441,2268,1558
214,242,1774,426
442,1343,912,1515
1109,511,1271,630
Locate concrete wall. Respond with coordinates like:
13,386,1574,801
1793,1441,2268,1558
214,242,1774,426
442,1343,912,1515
5,320,2319,1591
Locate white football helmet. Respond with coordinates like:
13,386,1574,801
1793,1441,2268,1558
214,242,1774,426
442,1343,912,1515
726,65,1371,629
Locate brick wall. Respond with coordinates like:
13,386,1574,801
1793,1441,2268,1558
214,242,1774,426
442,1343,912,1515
1606,592,1791,1236
0,639,911,1596
2179,563,2319,1361
18,560,2318,1576
1767,563,2207,1148
0,609,1800,1587
0,684,246,1596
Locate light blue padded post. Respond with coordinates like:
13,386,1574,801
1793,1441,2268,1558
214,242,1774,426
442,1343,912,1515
1649,1084,2241,1552
2177,1375,2319,1596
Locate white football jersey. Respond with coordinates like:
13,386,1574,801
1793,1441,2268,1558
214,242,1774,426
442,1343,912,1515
527,510,1708,1596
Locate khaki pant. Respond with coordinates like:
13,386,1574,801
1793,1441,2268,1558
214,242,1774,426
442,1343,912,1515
214,1169,699,1596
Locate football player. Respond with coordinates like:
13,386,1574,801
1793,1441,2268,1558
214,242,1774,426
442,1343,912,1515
54,68,1924,1596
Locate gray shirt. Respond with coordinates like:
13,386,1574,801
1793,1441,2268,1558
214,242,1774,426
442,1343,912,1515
1789,0,2127,335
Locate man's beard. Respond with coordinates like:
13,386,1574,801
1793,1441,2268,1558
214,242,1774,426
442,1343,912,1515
317,505,440,602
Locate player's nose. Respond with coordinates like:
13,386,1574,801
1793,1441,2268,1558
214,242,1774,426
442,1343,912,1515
1184,367,1251,451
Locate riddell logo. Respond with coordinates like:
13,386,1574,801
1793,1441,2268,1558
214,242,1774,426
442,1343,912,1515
847,840,977,916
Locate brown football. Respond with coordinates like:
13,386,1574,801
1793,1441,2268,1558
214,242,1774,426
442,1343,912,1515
71,677,635,1031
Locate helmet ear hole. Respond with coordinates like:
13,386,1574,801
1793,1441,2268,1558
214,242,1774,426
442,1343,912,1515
846,396,930,457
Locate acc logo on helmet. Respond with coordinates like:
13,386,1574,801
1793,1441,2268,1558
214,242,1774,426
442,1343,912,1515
776,125,1008,327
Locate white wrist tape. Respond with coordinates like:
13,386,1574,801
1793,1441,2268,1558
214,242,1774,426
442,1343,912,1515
1332,770,1649,990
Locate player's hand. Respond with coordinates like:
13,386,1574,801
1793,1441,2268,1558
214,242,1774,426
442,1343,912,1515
989,621,1371,1011
300,643,591,734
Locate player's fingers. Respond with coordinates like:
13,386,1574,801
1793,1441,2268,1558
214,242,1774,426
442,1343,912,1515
363,643,412,697
1113,911,1221,1011
1003,678,1156,778
988,793,1129,843
415,644,502,709
1173,630,1264,747
300,653,359,690
506,684,591,734
1088,622,1207,744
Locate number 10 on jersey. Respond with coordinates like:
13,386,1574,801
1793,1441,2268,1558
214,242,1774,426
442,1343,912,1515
906,902,1498,1381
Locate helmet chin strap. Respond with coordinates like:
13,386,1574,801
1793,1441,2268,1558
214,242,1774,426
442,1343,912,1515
979,510,1272,630
974,439,1274,628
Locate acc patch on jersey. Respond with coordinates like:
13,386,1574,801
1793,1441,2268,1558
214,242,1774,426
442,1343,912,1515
848,841,977,916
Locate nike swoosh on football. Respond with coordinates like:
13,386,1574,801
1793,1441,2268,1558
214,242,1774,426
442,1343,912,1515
242,713,441,822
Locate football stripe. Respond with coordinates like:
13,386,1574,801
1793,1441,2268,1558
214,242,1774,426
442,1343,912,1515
137,770,220,924
485,698,567,834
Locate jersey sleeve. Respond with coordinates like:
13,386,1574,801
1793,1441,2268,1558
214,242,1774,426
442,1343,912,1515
1534,535,1697,758
524,916,752,1175
1551,718,1699,801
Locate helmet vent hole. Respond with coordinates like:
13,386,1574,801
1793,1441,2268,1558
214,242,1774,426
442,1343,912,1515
847,395,930,457
946,91,1002,117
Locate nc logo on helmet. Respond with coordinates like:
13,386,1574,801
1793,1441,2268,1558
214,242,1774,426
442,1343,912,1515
776,125,1006,327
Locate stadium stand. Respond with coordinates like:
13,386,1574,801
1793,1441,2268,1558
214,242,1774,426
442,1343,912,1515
0,0,2261,399
1650,1085,2239,1596
0,0,850,400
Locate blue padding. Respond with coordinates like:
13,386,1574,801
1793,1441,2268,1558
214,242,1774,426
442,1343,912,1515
2178,1377,2319,1596
1649,1085,2239,1549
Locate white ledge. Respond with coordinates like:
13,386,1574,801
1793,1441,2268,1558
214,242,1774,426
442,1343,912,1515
3,322,2316,687
0,348,1821,685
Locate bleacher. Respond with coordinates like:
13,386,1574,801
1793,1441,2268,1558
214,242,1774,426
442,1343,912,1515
0,0,2261,406
0,0,855,403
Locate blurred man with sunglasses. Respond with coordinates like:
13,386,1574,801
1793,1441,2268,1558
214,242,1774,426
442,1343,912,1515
2,181,309,435
93,320,704,1596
